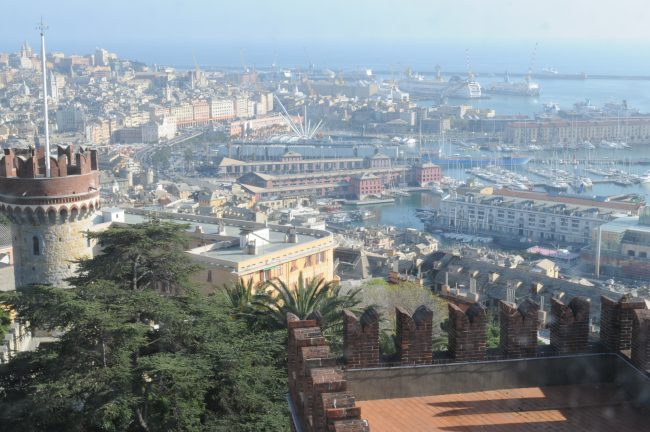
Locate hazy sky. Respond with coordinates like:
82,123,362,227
2,1,649,72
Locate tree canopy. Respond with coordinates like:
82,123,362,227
0,216,289,431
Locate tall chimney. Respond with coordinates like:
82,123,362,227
595,226,602,278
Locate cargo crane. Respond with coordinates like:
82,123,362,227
302,69,314,96
466,49,474,79
191,47,200,73
239,47,249,73
338,66,345,85
526,42,538,83
398,62,411,77
303,47,313,73
270,47,278,82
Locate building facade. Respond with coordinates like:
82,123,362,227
505,120,650,144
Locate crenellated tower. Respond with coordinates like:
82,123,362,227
0,145,100,288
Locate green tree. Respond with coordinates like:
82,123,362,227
0,306,10,339
0,214,10,226
247,273,364,353
486,311,500,348
0,217,290,431
223,277,255,316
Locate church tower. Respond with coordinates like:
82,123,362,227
0,145,100,288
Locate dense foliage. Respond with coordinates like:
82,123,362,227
0,217,290,431
151,146,172,169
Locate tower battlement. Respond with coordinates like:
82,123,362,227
0,145,100,288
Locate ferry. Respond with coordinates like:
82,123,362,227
398,74,481,98
422,154,533,166
483,72,540,96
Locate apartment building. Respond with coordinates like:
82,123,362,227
438,190,645,244
191,99,210,127
55,105,84,132
170,104,194,129
141,114,176,143
582,206,650,281
209,98,235,121
505,120,650,144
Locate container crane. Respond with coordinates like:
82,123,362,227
303,69,314,96
466,49,474,79
271,47,278,81
526,42,538,83
303,47,313,73
239,47,249,73
398,62,411,77
191,47,200,73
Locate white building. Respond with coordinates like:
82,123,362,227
142,115,177,143
55,106,84,132
437,191,640,244
209,98,235,121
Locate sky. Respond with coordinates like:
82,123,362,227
2,1,650,74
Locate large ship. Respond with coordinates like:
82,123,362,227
398,74,481,98
484,72,540,96
422,154,533,166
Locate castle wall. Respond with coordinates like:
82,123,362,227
11,215,92,288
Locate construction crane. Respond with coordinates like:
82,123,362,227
466,49,474,79
526,42,538,83
239,47,249,73
338,66,345,85
398,62,411,77
303,47,313,73
191,47,200,73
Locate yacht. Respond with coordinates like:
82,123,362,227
581,141,595,150
510,182,529,190
545,180,569,191
639,176,650,184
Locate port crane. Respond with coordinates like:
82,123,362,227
302,69,314,96
338,66,345,85
271,47,278,82
526,42,538,83
239,47,249,73
466,49,474,79
398,62,411,77
191,47,200,73
303,47,314,73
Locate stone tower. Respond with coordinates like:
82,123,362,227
0,145,100,288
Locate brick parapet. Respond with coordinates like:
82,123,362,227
499,299,540,359
288,312,371,432
448,302,487,362
550,296,590,355
600,295,646,354
395,306,434,366
343,308,380,369
631,309,650,371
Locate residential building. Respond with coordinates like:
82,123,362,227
170,104,194,129
55,106,84,132
141,115,176,143
505,120,650,144
209,98,235,121
582,206,650,281
198,191,228,207
437,189,645,245
191,99,210,127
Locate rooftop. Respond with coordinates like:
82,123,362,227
358,383,648,432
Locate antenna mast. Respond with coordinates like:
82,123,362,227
37,17,51,178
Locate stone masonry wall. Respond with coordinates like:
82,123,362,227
550,296,590,355
499,299,540,359
12,215,92,288
600,295,646,354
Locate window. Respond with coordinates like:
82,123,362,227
291,260,298,272
165,283,170,293
320,251,326,263
305,255,312,267
87,238,92,248
33,236,40,256
640,252,648,258
278,265,283,276
628,250,636,257
248,273,254,283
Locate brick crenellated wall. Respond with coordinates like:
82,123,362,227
499,299,540,359
343,307,380,369
395,305,434,366
448,303,487,362
550,296,590,355
631,309,650,371
600,295,646,354
288,312,370,432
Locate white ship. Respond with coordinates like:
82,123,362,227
542,67,558,74
484,72,540,96
602,100,639,117
398,74,481,98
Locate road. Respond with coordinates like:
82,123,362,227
133,130,205,170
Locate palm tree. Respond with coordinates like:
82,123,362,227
250,272,364,334
223,277,256,316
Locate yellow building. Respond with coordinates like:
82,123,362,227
97,208,337,294
198,191,228,207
